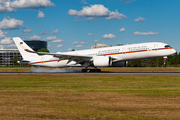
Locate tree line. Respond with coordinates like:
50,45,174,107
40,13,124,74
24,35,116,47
127,52,180,67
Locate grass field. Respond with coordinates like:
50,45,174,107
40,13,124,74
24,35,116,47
0,74,180,120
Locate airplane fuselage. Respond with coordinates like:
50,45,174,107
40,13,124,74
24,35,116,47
28,42,176,67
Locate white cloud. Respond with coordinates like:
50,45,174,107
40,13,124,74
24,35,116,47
57,44,63,47
10,0,55,9
134,17,145,22
106,10,127,20
0,17,24,30
0,0,16,13
0,0,54,14
81,0,87,4
0,44,3,48
68,4,126,21
80,42,88,44
23,28,32,33
25,35,60,41
121,0,130,3
26,35,41,40
133,31,159,35
37,11,45,18
88,33,93,36
0,30,7,38
40,30,48,35
119,28,126,32
121,0,137,3
76,45,84,47
94,39,100,42
0,37,12,44
68,4,109,17
102,34,116,39
72,41,78,44
68,48,72,51
46,36,57,41
52,39,64,43
6,44,16,48
51,29,60,34
72,41,88,47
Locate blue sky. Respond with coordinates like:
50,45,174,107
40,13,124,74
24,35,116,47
0,0,179,53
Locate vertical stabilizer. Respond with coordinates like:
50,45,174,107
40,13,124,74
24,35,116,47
13,37,39,61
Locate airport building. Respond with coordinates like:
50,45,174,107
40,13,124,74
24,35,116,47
0,48,22,66
24,40,47,52
91,43,112,49
0,40,48,66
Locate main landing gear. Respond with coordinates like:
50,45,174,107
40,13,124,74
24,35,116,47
81,68,101,73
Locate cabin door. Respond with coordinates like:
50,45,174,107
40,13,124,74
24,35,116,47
154,44,158,51
41,57,44,63
122,48,126,54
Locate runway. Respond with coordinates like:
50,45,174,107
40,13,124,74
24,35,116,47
1,71,180,75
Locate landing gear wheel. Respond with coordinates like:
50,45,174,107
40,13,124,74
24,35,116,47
96,69,101,72
81,68,101,73
81,69,87,73
91,69,96,72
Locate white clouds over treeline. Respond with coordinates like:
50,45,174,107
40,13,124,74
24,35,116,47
68,4,127,21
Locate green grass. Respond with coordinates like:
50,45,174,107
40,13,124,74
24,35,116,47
0,74,180,119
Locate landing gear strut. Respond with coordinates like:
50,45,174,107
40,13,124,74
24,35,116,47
81,68,101,73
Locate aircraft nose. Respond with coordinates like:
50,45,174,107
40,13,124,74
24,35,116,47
171,49,176,54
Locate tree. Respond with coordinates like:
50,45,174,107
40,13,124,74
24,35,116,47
178,52,180,64
12,55,20,66
173,52,179,65
116,44,123,46
149,58,164,67
127,60,142,67
37,48,49,52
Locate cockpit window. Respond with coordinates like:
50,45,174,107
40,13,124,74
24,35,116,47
165,45,171,48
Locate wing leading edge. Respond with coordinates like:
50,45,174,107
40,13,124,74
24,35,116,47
25,49,93,62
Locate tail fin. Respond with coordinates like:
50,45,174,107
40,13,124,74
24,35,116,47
13,37,39,61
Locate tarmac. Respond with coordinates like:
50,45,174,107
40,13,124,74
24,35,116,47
1,72,180,75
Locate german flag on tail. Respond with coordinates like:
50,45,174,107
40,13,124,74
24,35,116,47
20,42,23,45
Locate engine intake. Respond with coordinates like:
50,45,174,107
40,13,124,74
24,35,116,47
93,56,112,67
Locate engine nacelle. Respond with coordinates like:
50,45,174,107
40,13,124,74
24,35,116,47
112,61,126,67
93,56,112,67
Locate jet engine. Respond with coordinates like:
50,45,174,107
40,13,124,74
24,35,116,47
112,61,126,67
93,56,112,67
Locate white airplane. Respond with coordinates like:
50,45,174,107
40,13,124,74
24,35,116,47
13,37,176,72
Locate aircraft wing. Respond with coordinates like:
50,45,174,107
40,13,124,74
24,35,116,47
26,49,92,62
41,52,92,60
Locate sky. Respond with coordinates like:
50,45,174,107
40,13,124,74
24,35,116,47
0,0,179,53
